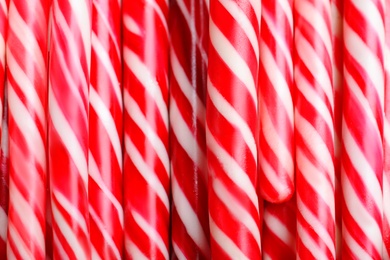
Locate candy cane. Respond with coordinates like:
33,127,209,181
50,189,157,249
169,0,210,258
294,0,336,258
207,0,262,258
48,0,92,259
262,200,296,260
258,0,294,203
6,0,50,258
88,0,123,259
341,0,385,258
123,0,170,258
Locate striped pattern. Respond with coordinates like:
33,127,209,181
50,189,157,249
123,0,170,259
207,0,261,259
258,0,294,203
88,0,123,259
0,84,8,259
169,0,210,258
384,0,390,257
6,0,49,259
294,0,336,258
262,200,296,260
341,0,385,259
48,0,92,259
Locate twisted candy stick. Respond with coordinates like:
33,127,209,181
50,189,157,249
341,0,385,258
169,0,210,258
262,200,296,260
6,0,50,258
88,0,123,259
123,0,170,258
207,0,262,259
48,0,92,259
294,0,336,258
258,0,294,203
0,83,7,259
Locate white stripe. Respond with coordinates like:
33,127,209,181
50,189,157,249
53,232,70,260
248,0,261,26
209,217,250,260
219,0,259,60
171,173,210,256
124,91,169,175
213,178,261,246
91,246,102,260
297,222,329,260
263,210,294,248
206,125,259,210
124,48,169,128
51,200,88,260
49,87,88,188
170,50,206,126
208,79,257,160
89,87,122,168
91,32,122,107
0,0,6,14
126,241,149,260
145,0,168,33
125,136,169,210
259,156,287,199
89,206,121,260
277,0,293,31
0,207,7,240
123,15,143,36
7,223,34,260
172,242,187,260
170,99,207,182
209,18,257,106
131,210,169,259
88,154,123,227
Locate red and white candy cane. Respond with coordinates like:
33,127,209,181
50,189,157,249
207,0,262,259
0,83,7,259
294,0,336,258
384,0,390,257
48,0,92,259
88,0,123,259
169,0,210,258
258,0,294,203
0,0,7,256
6,0,50,258
341,0,385,258
123,0,170,258
262,200,296,260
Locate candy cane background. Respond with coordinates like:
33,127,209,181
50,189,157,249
123,0,170,259
169,0,210,258
48,0,92,259
341,0,385,258
207,0,262,258
88,0,123,259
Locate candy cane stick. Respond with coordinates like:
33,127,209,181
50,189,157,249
6,0,50,258
258,0,294,203
262,200,296,260
169,0,210,258
341,0,385,258
294,0,336,258
48,0,92,259
122,0,170,258
88,0,123,259
207,0,261,258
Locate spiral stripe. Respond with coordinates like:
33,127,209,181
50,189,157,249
294,0,336,258
48,0,92,259
207,0,261,258
169,0,210,258
123,0,170,258
341,0,385,258
88,0,123,259
258,0,294,203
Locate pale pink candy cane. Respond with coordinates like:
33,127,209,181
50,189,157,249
341,0,385,258
48,0,92,259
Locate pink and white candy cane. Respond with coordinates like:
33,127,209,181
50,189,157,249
88,0,123,259
341,0,385,259
262,200,296,259
0,0,7,257
258,0,294,203
207,0,261,259
48,0,92,259
169,0,210,258
6,0,50,258
294,0,336,258
383,0,390,257
122,0,170,259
